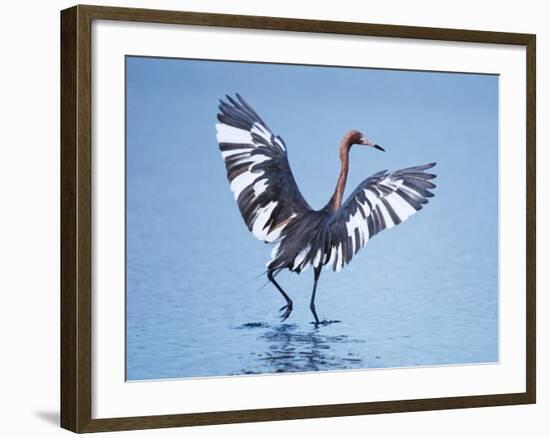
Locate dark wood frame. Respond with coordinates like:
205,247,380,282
61,4,536,433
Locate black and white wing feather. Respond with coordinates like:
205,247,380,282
321,163,437,272
216,94,312,243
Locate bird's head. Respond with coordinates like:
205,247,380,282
348,130,385,151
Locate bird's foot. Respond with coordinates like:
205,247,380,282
279,302,293,321
310,319,341,327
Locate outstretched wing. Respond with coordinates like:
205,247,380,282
321,163,437,272
216,94,312,242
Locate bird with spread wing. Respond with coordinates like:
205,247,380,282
216,94,436,325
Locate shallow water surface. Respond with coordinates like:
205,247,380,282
126,194,498,380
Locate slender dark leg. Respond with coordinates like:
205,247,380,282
267,270,293,321
310,266,322,325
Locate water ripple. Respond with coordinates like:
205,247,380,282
236,323,365,375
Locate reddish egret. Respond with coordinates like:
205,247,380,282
216,94,436,324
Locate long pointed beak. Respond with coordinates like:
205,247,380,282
361,138,385,152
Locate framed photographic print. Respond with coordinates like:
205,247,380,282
60,4,536,433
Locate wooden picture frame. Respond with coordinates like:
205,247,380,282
61,4,536,433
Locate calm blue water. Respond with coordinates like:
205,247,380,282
126,57,498,380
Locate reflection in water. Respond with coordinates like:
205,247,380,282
235,323,365,375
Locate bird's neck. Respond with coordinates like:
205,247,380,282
328,136,352,213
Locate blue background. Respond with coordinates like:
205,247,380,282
126,56,498,380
